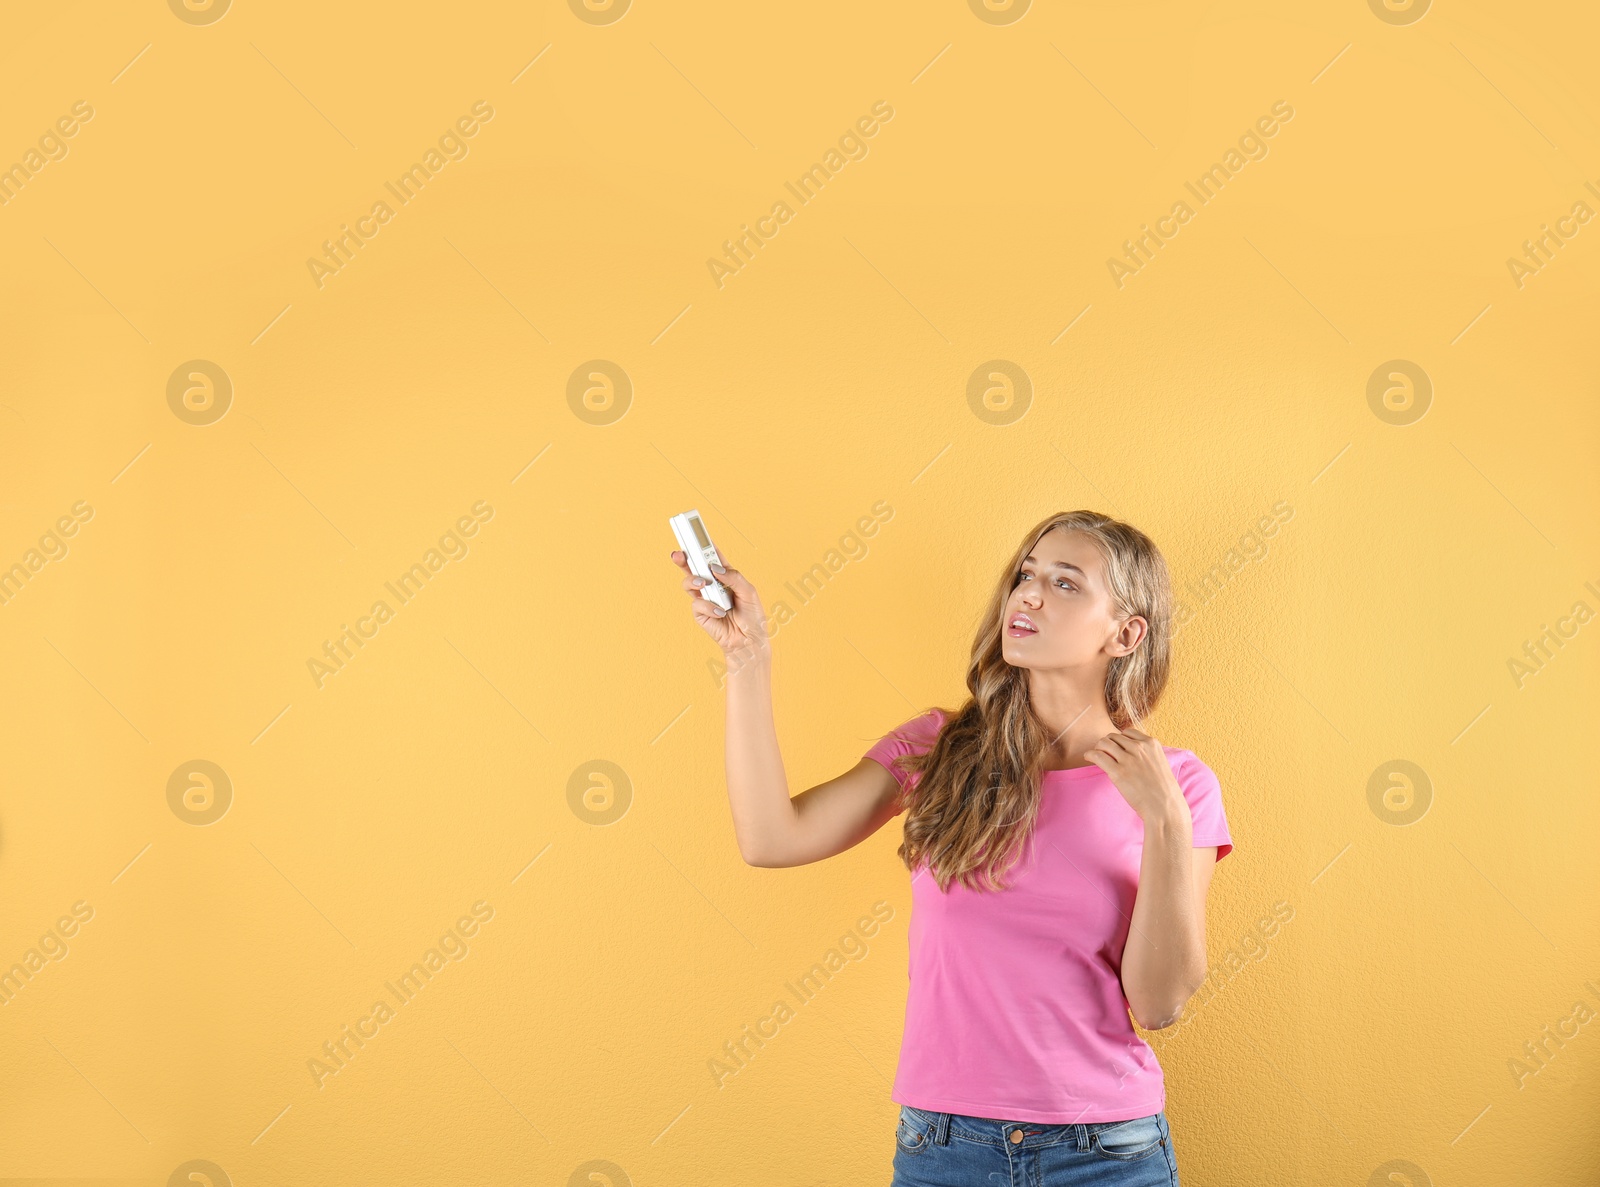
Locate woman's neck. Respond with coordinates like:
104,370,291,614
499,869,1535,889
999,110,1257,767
1029,683,1119,770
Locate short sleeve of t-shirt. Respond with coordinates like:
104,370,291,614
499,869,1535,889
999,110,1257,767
863,709,947,797
1174,750,1234,861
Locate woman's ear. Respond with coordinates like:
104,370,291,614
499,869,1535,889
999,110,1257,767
1113,615,1148,655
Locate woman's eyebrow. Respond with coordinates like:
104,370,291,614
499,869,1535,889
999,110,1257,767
1022,556,1087,575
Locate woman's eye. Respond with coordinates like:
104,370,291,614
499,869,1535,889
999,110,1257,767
1017,570,1073,591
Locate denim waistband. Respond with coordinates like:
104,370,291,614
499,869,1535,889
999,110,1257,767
902,1105,1163,1152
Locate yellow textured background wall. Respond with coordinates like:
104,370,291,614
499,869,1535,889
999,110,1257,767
2,0,1597,1184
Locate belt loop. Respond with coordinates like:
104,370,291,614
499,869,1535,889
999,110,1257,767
935,1112,952,1145
1074,1122,1089,1151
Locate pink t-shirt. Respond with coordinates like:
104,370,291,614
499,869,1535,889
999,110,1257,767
865,708,1234,1124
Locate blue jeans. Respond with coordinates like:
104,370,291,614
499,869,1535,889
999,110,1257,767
891,1105,1179,1185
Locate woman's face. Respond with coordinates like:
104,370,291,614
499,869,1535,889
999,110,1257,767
1000,528,1143,671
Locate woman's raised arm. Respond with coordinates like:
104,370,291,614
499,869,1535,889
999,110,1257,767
671,551,904,868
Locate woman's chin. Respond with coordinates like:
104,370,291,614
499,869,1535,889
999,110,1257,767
1000,643,1037,669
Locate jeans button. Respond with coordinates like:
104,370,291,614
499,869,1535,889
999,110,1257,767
1009,1129,1023,1144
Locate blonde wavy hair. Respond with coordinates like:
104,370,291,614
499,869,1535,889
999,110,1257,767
888,510,1173,893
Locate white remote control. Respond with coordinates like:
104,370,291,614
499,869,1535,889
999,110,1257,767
670,509,734,612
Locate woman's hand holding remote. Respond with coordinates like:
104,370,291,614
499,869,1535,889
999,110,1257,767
669,549,770,664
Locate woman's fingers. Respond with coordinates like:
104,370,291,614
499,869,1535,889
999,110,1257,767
691,595,729,623
1100,732,1135,755
715,565,755,600
671,549,718,598
670,550,739,662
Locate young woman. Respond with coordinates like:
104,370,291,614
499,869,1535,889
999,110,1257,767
670,509,1233,1186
